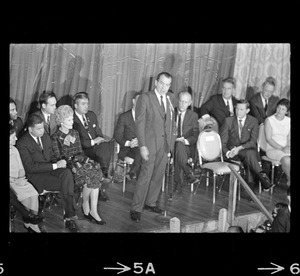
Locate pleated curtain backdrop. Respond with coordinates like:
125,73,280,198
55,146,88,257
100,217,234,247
10,43,237,138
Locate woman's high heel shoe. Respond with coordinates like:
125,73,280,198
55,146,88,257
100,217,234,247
88,213,106,225
81,206,90,220
24,223,41,233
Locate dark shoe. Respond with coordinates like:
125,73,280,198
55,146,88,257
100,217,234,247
144,204,163,214
127,171,137,181
99,190,110,202
65,220,80,232
88,213,106,225
258,171,274,191
81,206,90,220
101,167,109,178
186,174,200,185
130,211,141,222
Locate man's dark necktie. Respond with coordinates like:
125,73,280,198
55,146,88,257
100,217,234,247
36,137,43,151
82,115,89,130
265,99,268,113
177,112,182,137
46,115,50,133
239,119,243,139
160,95,166,120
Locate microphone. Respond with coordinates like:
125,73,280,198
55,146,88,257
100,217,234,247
167,95,174,120
167,95,174,112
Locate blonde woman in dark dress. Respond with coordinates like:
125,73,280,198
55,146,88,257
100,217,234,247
51,105,106,225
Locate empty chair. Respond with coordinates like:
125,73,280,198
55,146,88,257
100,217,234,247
193,129,240,204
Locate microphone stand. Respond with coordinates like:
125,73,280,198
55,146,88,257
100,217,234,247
155,95,175,223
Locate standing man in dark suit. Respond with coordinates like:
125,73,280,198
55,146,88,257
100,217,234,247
33,90,58,136
17,113,79,232
199,77,239,128
172,91,199,197
72,92,113,201
249,76,280,125
10,97,25,138
114,92,142,180
130,72,176,222
219,100,274,199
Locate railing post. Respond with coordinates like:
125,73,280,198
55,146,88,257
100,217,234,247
227,172,237,225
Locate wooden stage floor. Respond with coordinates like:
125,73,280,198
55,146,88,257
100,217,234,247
10,172,289,233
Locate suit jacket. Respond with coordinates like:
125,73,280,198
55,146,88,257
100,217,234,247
114,109,137,159
33,109,58,136
199,94,238,127
73,110,104,149
249,92,279,125
175,108,199,145
220,114,259,156
16,131,54,175
135,90,176,154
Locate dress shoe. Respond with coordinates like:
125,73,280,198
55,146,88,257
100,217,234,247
23,212,43,225
65,219,80,232
144,204,163,214
258,171,274,190
24,223,41,233
186,173,199,185
81,206,90,220
88,213,106,225
127,171,137,181
130,211,141,222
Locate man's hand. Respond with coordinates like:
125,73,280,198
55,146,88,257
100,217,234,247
175,137,185,143
130,138,139,148
56,159,67,168
94,137,105,145
140,146,149,161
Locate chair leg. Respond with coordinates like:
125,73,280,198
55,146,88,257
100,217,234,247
270,164,275,194
206,172,209,187
123,163,127,193
213,174,216,204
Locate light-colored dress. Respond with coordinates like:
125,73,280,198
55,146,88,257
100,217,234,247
10,145,38,201
266,115,290,161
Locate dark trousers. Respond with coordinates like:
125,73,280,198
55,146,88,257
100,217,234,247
119,146,142,176
27,168,76,219
84,141,113,169
229,148,262,191
131,143,167,213
174,141,191,192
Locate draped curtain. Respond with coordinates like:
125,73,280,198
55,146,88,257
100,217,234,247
10,43,237,138
233,43,290,100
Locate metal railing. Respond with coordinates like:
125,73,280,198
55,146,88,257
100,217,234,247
227,164,273,225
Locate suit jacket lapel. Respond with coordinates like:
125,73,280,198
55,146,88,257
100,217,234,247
150,91,165,120
219,95,230,116
182,109,191,135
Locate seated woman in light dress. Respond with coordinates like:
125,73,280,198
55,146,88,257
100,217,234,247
51,105,106,225
10,124,41,233
264,98,290,193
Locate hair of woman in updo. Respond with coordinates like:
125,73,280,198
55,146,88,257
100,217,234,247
55,105,74,125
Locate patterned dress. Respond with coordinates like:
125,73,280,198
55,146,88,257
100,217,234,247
51,128,103,190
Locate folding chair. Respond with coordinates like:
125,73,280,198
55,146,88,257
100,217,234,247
193,129,240,204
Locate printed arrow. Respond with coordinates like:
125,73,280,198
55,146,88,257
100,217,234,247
104,262,131,274
257,262,285,274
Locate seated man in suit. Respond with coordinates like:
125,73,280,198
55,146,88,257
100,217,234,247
33,90,58,136
72,92,113,201
10,97,25,138
219,100,274,201
249,76,280,126
199,77,238,128
172,91,199,197
114,92,142,180
17,113,79,232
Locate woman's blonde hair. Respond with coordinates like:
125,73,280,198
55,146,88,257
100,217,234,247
55,105,74,125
